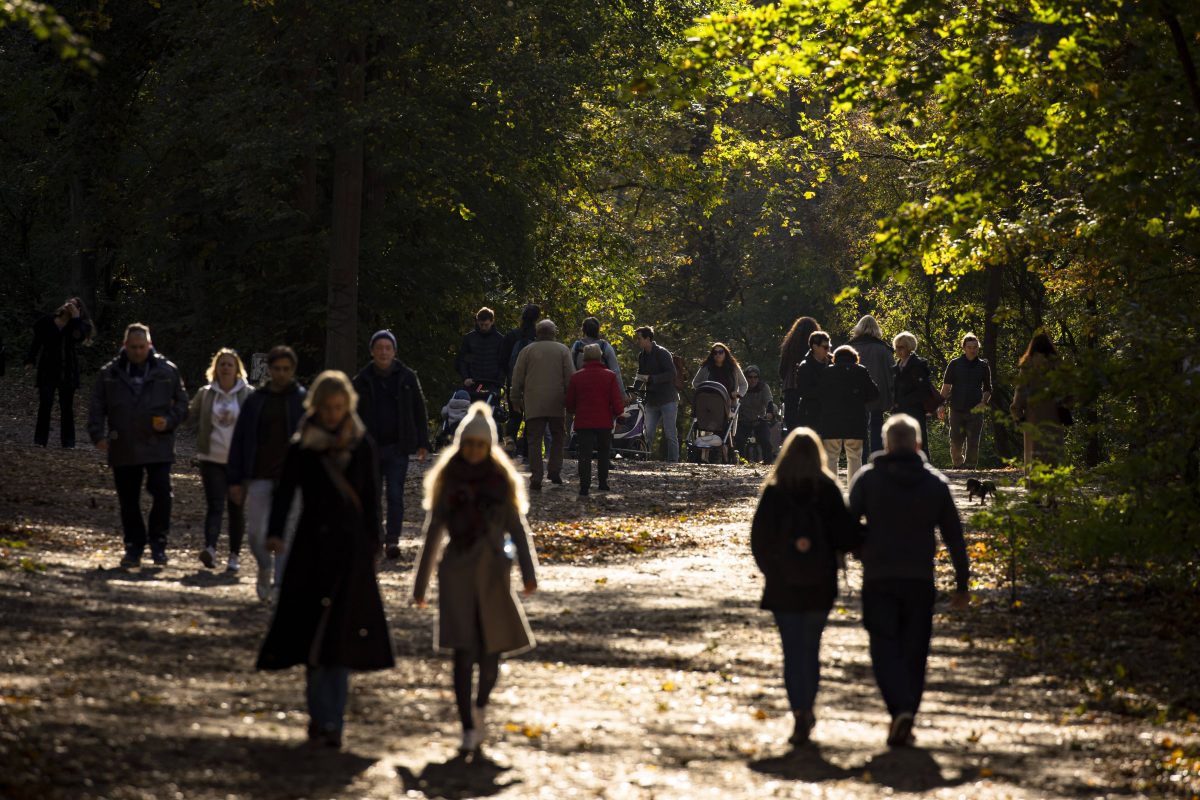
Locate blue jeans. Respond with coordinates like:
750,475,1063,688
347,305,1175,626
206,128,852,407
306,666,350,735
644,401,680,462
862,580,935,717
377,446,410,546
772,610,829,712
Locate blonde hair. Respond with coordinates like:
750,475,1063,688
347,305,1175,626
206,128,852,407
893,331,918,353
304,370,359,413
763,427,835,494
205,348,247,383
851,314,884,340
422,436,528,516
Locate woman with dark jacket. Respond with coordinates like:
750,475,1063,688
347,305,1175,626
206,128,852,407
25,297,93,448
414,402,538,754
751,428,862,746
1010,332,1066,468
891,331,936,458
848,315,895,454
817,345,880,488
779,316,820,435
256,370,393,749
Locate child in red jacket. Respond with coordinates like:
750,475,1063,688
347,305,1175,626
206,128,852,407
565,344,626,497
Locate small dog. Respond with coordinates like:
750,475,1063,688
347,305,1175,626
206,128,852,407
966,478,997,505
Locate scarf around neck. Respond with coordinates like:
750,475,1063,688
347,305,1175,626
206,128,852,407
297,412,366,470
442,455,510,544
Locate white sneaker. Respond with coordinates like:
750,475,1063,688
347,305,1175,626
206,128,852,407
226,554,240,573
256,565,272,601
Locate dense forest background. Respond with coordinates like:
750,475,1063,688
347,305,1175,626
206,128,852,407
3,0,1199,566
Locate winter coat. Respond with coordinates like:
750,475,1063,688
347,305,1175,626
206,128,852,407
511,338,575,419
566,361,625,429
87,350,189,467
817,362,880,440
892,354,933,417
413,458,538,656
571,336,624,393
848,450,970,591
692,363,749,398
455,326,507,386
738,382,775,422
501,324,537,383
226,383,307,486
751,478,863,612
792,351,829,429
257,420,393,671
848,335,895,412
26,314,92,390
187,379,251,462
637,343,678,407
352,360,431,454
1010,353,1065,465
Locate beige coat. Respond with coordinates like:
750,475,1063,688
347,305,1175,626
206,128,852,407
1010,353,1065,466
511,338,575,419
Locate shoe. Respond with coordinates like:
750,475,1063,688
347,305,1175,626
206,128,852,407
460,728,482,753
578,489,589,499
151,551,168,566
119,551,141,568
789,710,816,746
549,475,563,485
226,554,240,573
887,712,915,747
598,483,611,492
385,545,401,560
199,546,216,569
256,565,272,602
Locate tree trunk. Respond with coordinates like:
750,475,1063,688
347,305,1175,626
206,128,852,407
1084,292,1104,467
983,262,1020,459
324,42,366,373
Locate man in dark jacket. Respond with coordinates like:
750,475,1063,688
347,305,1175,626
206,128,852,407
633,325,679,462
454,307,507,396
499,303,540,456
849,414,970,747
939,333,992,469
88,323,189,567
817,345,880,487
793,331,832,430
227,345,307,601
353,329,430,559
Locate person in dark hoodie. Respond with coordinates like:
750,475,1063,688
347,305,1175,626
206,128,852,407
500,304,540,456
778,316,820,435
27,296,93,448
792,330,832,430
88,323,189,567
751,427,862,746
228,345,307,602
847,314,894,454
817,345,880,489
455,307,507,398
353,329,430,560
848,414,970,747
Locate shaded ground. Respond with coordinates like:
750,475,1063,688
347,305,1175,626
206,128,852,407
1,375,1197,798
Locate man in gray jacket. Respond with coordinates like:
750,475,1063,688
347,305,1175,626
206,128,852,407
510,319,575,490
88,323,189,567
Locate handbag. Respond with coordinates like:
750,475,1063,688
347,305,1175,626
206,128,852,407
921,377,944,415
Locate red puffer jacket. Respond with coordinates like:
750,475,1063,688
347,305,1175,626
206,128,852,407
566,361,625,429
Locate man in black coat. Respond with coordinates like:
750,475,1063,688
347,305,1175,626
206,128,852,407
793,330,832,430
353,330,430,560
817,345,880,486
87,323,189,567
848,414,970,747
499,303,540,456
454,307,507,397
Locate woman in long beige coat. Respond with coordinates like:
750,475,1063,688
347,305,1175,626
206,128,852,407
1010,333,1066,468
413,401,538,754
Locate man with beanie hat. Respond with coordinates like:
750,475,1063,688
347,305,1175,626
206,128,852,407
353,329,430,559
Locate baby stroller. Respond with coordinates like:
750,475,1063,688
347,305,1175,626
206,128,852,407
611,381,649,460
687,381,739,464
434,390,473,451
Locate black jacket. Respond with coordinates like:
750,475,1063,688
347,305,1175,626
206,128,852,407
848,451,969,591
87,349,189,467
352,360,431,454
751,478,863,611
817,361,880,439
226,382,307,485
257,431,394,671
792,351,829,429
26,314,91,389
455,326,507,386
942,355,992,411
637,343,678,407
892,354,933,415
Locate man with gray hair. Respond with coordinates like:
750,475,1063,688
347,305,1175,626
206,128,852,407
510,319,575,490
848,413,970,747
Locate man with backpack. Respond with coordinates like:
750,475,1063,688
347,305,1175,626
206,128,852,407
500,303,540,456
571,317,625,395
633,325,680,462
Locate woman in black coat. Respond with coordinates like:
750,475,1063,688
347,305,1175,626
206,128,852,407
778,316,820,435
890,331,936,458
257,370,393,749
25,297,92,448
751,428,862,746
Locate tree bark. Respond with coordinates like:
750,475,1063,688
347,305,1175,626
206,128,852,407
983,262,1020,459
1161,5,1200,119
324,41,366,373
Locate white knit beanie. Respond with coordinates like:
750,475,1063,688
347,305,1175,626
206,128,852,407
455,401,497,445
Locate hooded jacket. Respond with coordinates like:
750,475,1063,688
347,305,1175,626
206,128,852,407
848,450,970,592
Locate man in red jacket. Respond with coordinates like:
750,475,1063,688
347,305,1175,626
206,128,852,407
565,343,626,497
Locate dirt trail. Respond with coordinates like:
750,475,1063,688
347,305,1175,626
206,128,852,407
0,378,1152,799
